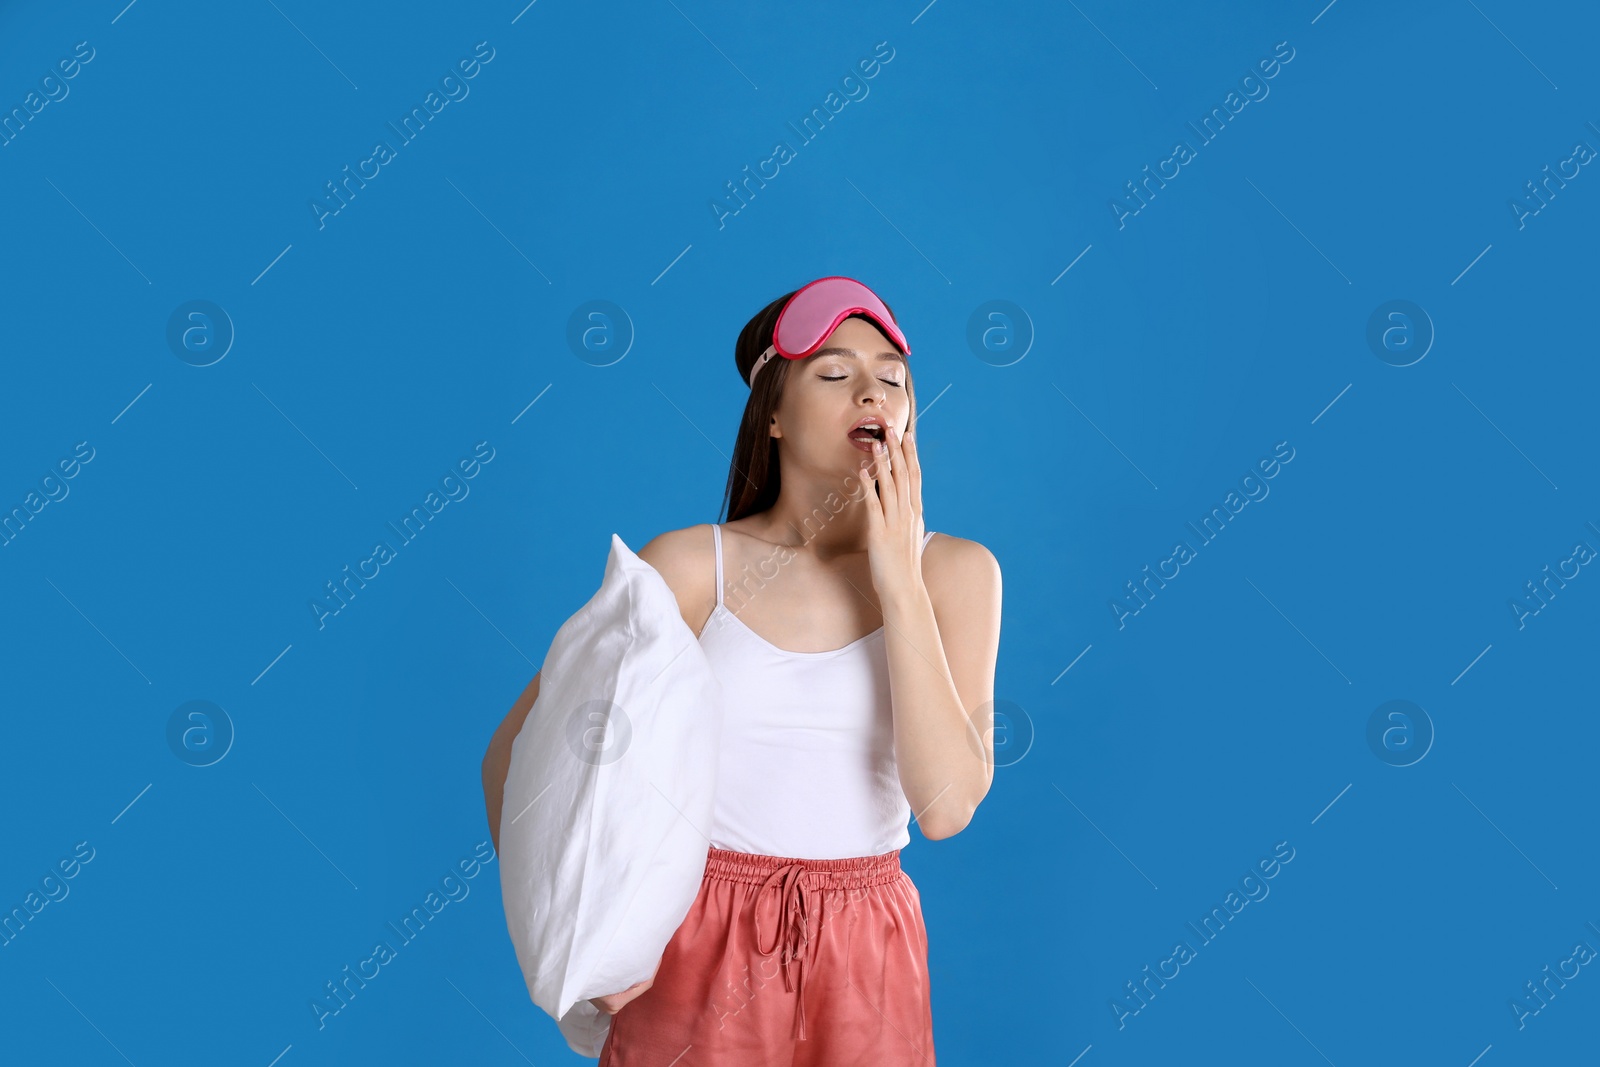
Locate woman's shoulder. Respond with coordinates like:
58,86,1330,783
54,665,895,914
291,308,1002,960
921,530,1001,601
635,522,717,570
923,529,996,564
635,523,718,634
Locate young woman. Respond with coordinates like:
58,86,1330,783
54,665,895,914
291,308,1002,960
481,276,1002,1064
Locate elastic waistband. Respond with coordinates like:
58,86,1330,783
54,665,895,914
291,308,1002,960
704,845,903,889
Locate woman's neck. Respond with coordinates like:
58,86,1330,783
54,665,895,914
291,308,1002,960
739,492,874,562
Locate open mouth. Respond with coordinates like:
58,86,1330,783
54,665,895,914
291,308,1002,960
847,423,887,451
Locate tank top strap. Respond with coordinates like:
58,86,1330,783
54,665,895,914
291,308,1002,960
922,529,934,549
711,523,725,609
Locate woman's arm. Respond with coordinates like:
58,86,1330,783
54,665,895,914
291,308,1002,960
481,670,540,853
882,538,1001,840
860,427,1001,841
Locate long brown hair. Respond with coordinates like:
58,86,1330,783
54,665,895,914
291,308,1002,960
720,289,917,522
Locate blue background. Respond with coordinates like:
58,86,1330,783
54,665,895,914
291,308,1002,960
2,0,1596,1063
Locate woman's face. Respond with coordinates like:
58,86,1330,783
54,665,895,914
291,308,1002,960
770,316,911,478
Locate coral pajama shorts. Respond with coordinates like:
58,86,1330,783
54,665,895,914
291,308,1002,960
598,844,937,1066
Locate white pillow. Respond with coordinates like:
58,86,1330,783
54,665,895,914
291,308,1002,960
497,533,724,1058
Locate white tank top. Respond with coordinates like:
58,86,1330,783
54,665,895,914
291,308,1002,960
698,523,935,860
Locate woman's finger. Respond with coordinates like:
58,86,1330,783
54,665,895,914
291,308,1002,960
590,974,654,1015
859,457,882,527
874,439,899,526
903,426,924,537
888,424,911,516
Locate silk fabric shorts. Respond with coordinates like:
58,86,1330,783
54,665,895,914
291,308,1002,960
597,844,936,1066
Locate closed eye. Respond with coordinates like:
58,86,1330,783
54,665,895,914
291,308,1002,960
819,374,903,388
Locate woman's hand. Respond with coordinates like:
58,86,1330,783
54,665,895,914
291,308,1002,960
588,957,661,1016
859,423,926,600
